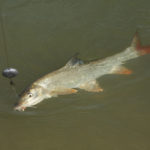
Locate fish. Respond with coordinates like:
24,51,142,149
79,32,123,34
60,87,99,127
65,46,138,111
14,32,150,111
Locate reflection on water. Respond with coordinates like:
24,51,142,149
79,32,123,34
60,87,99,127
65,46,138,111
0,0,150,150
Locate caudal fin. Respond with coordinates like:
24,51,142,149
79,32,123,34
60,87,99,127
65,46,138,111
131,31,150,55
131,31,141,49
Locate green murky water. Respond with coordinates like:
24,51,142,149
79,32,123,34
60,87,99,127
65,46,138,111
0,0,150,150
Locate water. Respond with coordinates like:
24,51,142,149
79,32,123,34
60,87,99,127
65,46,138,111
0,0,150,149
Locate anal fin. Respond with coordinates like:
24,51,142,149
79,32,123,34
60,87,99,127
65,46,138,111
79,80,103,92
111,66,132,75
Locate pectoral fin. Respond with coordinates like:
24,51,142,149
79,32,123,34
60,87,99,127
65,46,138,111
111,66,132,75
79,80,103,92
51,88,78,97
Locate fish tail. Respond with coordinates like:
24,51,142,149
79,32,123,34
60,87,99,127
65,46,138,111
110,32,150,75
131,31,150,55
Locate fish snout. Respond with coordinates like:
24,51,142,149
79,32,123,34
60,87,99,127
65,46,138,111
14,103,26,111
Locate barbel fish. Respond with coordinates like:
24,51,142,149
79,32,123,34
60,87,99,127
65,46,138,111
14,32,150,111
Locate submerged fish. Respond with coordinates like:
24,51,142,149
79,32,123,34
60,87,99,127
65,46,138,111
14,32,150,111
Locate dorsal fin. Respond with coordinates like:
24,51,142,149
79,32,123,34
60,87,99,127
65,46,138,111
65,53,84,68
131,31,141,49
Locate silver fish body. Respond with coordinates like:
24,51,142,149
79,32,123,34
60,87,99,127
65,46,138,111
36,47,139,90
14,33,149,111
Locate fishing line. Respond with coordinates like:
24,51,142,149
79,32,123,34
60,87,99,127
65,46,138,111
0,7,19,97
0,9,9,67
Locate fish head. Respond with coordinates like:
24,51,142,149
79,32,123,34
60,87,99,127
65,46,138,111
14,84,47,111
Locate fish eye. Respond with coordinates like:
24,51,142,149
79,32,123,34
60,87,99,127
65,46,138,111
28,93,33,97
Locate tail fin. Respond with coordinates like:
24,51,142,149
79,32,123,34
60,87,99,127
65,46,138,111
131,31,150,55
131,31,142,50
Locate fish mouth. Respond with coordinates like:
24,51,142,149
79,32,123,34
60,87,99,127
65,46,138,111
14,104,26,111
